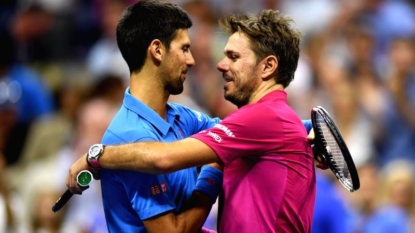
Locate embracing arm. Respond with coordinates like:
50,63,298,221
143,191,214,233
100,118,311,172
100,138,220,173
66,138,222,232
66,138,220,194
143,163,223,233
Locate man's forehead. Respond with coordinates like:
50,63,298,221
224,32,252,54
172,28,191,44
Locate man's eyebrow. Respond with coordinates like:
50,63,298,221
224,50,238,56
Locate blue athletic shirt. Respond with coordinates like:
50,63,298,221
100,88,220,233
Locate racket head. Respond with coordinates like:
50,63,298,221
311,106,360,192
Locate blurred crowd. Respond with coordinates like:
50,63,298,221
0,0,414,232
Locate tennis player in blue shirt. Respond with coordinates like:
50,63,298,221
89,1,223,232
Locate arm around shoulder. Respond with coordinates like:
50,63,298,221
99,138,221,174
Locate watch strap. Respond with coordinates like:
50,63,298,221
88,157,101,169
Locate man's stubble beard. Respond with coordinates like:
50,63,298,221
159,64,184,95
224,73,259,108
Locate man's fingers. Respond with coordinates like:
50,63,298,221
66,153,94,194
68,184,90,195
206,162,224,171
316,163,329,170
67,176,82,194
92,171,101,180
70,188,82,195
66,167,85,195
70,188,83,195
313,153,329,170
315,155,329,170
315,155,323,163
307,129,315,142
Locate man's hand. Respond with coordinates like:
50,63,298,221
307,129,329,170
206,162,223,171
66,153,101,194
314,154,329,170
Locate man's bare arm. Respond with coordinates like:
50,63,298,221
143,161,223,233
101,138,219,172
66,138,220,194
143,192,213,233
143,163,223,233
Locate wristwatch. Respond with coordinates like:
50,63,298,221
87,144,105,168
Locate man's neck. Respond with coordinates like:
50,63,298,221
248,81,284,105
129,68,169,120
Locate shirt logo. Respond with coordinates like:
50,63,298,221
150,183,168,196
207,131,222,143
214,124,235,137
193,110,202,121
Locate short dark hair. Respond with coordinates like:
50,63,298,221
219,10,301,88
116,0,192,74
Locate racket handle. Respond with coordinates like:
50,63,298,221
51,170,93,213
52,189,73,213
311,144,327,163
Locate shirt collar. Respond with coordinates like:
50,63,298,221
257,90,287,103
122,87,180,136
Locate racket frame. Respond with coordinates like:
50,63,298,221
311,106,360,192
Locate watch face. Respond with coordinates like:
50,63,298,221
89,144,102,159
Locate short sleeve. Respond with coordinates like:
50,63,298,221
191,105,286,165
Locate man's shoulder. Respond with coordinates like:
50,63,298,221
103,108,158,144
168,102,218,127
255,101,301,122
227,103,277,121
168,102,198,116
102,126,155,145
108,105,154,129
168,102,209,117
222,102,303,134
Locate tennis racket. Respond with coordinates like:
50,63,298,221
52,170,93,213
311,106,360,192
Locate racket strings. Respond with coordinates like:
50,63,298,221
316,115,354,188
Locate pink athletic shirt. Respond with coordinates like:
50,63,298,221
191,90,316,233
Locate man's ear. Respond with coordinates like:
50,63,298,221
149,39,163,63
261,56,278,80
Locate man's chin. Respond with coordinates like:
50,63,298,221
224,94,247,108
224,94,235,104
170,87,184,95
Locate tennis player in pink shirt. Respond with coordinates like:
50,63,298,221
192,90,315,233
67,9,316,233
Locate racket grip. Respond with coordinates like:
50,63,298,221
312,144,326,163
51,170,93,213
52,189,73,213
